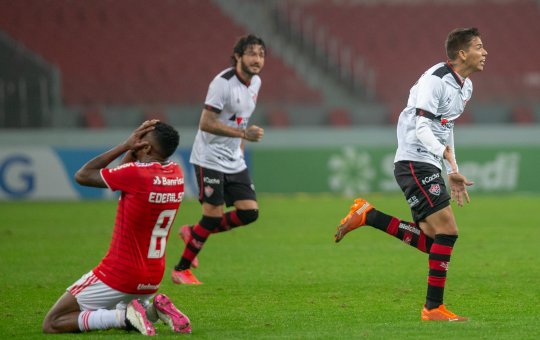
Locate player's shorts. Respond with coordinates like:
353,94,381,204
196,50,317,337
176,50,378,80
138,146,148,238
394,160,450,223
67,271,153,311
194,165,256,207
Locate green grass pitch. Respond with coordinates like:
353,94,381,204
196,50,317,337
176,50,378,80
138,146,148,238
1,194,539,339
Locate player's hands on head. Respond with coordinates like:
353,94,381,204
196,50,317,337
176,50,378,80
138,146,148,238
244,125,264,142
448,172,474,207
125,119,160,151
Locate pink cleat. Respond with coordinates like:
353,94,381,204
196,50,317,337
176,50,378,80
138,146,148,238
179,225,199,268
126,299,156,336
153,293,192,333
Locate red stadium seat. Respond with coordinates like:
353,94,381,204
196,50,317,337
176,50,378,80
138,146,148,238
0,0,322,107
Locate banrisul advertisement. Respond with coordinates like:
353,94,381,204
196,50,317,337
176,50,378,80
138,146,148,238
251,147,539,195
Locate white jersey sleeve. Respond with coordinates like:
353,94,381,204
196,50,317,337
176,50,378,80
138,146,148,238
205,77,229,112
415,74,444,115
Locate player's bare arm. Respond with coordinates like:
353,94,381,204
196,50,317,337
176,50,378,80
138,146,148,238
199,109,264,142
443,145,473,207
442,145,458,174
75,120,158,187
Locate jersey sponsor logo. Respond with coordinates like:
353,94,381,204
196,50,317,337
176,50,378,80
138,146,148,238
203,177,220,184
137,283,160,290
148,192,184,203
421,173,440,185
153,176,184,186
407,195,419,207
398,222,420,236
429,184,441,196
204,185,214,197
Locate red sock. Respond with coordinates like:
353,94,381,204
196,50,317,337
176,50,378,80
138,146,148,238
214,210,244,233
426,234,457,309
366,209,433,253
175,216,220,270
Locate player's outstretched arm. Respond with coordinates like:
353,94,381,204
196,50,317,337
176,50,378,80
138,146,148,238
75,120,158,187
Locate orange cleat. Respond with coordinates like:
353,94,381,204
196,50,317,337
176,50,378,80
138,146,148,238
171,269,202,285
334,198,374,243
179,225,198,268
421,304,468,322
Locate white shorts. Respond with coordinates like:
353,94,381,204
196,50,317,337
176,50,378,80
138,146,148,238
67,271,153,311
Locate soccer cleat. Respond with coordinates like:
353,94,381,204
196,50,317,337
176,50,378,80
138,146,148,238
334,198,374,243
179,225,199,268
153,293,192,333
125,299,156,336
421,304,468,321
171,269,202,285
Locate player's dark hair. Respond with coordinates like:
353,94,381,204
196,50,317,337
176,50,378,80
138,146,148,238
230,34,266,66
152,122,179,159
445,27,481,60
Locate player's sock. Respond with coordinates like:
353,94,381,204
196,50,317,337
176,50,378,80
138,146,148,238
78,309,124,331
426,234,457,310
365,209,434,253
175,216,221,270
213,209,259,233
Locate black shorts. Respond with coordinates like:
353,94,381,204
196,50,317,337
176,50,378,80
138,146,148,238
194,165,256,207
394,161,450,223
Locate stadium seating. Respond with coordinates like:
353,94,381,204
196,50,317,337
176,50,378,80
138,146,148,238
282,0,540,122
0,0,322,109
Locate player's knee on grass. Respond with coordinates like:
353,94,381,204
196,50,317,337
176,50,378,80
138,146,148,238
237,209,259,225
42,314,63,334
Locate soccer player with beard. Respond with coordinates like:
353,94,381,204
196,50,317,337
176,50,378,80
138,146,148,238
172,35,265,285
334,28,488,321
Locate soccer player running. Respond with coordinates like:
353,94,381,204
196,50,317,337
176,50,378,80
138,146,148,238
172,34,265,285
43,120,191,335
334,28,487,321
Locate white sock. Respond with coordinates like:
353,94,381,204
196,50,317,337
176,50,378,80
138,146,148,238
78,309,125,331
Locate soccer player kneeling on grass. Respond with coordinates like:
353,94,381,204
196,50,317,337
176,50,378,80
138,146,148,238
335,28,488,322
43,120,191,335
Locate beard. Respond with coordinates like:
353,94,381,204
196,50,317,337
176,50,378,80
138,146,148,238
240,59,261,77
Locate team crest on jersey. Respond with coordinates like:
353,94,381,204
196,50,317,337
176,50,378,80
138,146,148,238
429,184,441,196
204,185,214,197
403,234,412,245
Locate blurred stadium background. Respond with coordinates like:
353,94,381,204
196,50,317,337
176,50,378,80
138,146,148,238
1,0,539,199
